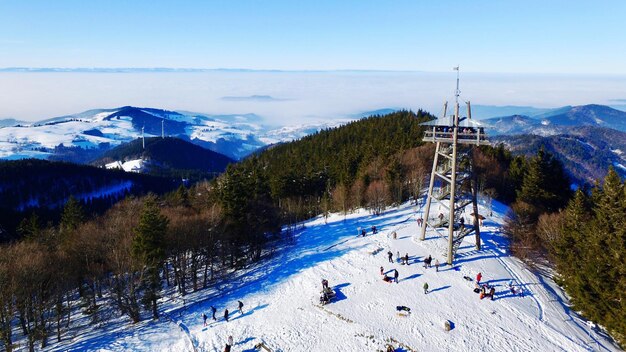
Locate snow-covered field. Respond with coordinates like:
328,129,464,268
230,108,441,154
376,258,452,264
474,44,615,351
42,200,621,352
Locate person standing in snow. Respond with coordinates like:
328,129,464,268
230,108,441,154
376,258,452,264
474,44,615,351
211,305,217,321
427,255,432,268
202,313,208,326
388,251,393,263
435,259,440,272
404,253,410,265
224,309,229,322
238,300,244,314
396,251,400,263
423,282,429,294
224,335,234,352
476,272,482,284
394,269,399,284
489,287,496,300
380,266,384,275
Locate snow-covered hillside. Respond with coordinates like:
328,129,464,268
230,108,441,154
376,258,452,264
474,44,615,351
259,119,353,145
0,107,265,160
40,200,620,352
0,107,355,161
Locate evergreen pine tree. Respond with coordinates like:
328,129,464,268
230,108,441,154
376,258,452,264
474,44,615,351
517,147,571,218
17,214,40,242
132,195,168,319
553,190,589,299
587,168,626,337
59,196,85,242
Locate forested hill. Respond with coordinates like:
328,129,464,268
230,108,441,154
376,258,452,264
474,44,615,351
218,110,436,225
0,159,179,241
94,137,235,179
493,126,626,184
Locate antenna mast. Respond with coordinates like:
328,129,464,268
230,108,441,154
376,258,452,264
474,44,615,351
142,126,145,149
162,118,164,138
454,65,460,106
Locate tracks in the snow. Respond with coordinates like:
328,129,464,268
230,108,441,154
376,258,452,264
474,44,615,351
485,246,595,351
162,311,199,352
313,303,354,323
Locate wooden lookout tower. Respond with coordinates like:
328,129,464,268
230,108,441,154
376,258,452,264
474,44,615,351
419,67,490,265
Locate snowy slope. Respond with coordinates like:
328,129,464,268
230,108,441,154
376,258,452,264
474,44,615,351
42,200,620,352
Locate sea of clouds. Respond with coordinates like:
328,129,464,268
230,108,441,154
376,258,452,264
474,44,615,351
1,70,625,125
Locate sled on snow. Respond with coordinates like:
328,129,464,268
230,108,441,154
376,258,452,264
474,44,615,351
396,305,411,317
254,340,272,351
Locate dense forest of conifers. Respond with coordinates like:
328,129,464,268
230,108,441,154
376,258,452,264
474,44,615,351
0,110,624,350
0,159,180,241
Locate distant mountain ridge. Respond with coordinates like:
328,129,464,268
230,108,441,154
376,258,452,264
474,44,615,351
0,118,28,128
0,106,359,162
482,104,626,136
0,106,268,161
492,126,626,184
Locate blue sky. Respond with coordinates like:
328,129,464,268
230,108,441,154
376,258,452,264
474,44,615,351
1,0,625,73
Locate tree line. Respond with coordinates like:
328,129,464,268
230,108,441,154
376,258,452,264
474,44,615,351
537,169,626,345
0,159,179,242
0,177,280,351
477,144,625,345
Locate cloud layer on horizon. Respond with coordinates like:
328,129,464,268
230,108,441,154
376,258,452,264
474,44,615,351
1,71,626,125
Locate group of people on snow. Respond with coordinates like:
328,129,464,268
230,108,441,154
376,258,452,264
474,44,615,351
202,300,244,326
380,268,399,284
478,283,496,300
400,253,410,265
423,255,433,269
357,225,379,237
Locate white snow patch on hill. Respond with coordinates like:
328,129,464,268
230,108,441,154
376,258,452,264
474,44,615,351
41,199,620,352
105,158,145,172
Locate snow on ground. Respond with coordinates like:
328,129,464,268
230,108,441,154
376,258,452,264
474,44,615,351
105,159,145,172
44,200,621,352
